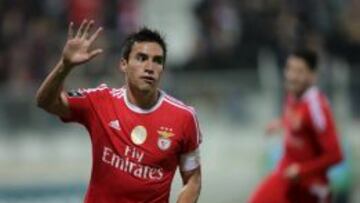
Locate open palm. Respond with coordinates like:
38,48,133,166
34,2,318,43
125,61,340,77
62,20,103,67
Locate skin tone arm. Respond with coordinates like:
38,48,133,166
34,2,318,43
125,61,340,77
177,167,201,203
265,118,283,135
36,20,103,117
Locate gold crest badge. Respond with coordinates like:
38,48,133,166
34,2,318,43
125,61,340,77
157,127,174,151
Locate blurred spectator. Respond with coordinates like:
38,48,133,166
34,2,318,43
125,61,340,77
117,0,140,35
190,0,241,69
337,0,360,120
68,0,104,25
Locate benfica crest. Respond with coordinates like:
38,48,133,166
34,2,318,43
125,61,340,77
157,127,174,151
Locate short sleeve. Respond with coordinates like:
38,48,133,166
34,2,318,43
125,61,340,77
182,109,202,153
306,92,329,133
299,93,343,176
60,84,109,124
60,89,91,124
180,108,202,171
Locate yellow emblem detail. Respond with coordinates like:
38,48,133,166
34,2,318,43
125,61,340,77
157,127,174,139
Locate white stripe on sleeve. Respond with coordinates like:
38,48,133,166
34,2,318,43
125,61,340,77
306,89,326,132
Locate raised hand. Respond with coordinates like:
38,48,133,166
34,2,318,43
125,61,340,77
62,19,103,68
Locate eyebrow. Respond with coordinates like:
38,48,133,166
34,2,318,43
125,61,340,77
136,52,148,57
153,55,164,59
136,52,163,59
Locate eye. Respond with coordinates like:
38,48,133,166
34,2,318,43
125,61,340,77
136,53,148,62
153,56,164,65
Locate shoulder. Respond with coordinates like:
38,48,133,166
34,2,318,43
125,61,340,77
303,87,330,131
79,84,126,96
69,84,124,102
78,83,110,95
109,86,126,99
66,83,109,98
303,87,330,110
162,92,198,118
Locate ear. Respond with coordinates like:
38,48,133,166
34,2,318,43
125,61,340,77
119,58,127,73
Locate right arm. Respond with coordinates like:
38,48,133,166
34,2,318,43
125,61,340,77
36,19,103,117
36,60,72,117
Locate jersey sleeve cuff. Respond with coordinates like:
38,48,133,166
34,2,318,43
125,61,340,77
180,148,201,172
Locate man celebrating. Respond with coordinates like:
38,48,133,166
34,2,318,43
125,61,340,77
249,49,343,203
36,19,202,203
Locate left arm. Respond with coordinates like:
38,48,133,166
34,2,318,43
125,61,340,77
177,167,201,203
285,128,343,179
177,108,202,202
297,128,343,177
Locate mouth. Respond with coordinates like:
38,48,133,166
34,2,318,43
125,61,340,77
140,76,156,84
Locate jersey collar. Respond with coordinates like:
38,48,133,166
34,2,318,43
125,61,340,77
124,88,164,114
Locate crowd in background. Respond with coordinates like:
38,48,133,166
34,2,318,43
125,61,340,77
191,0,360,68
191,0,360,119
0,0,141,91
0,0,359,120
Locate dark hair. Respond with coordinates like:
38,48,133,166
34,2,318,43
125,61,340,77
121,27,167,62
291,49,318,71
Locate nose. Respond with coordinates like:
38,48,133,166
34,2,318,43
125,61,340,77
144,61,155,74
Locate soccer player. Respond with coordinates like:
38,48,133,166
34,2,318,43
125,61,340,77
249,49,343,203
36,19,202,203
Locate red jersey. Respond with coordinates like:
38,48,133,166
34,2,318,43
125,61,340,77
60,84,202,203
277,86,343,189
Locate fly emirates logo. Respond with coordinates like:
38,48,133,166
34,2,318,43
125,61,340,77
102,145,164,181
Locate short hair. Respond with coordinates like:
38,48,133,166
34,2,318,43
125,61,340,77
121,27,167,62
291,49,318,71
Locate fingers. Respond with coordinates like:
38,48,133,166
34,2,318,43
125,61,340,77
68,22,74,39
73,19,101,41
89,49,103,60
88,27,103,44
81,20,94,39
75,19,88,38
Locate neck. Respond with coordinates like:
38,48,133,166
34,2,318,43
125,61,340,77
126,85,159,110
294,90,306,99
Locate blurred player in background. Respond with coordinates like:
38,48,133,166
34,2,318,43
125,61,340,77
36,19,202,203
249,49,343,203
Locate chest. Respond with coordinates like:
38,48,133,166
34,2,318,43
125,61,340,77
284,102,320,148
90,101,185,168
284,102,312,134
118,114,183,157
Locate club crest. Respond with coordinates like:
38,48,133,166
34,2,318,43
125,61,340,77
157,127,174,151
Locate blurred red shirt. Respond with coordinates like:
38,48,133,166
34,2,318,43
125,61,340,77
277,86,343,189
68,0,103,25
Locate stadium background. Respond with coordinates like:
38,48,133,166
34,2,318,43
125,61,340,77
0,0,359,202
